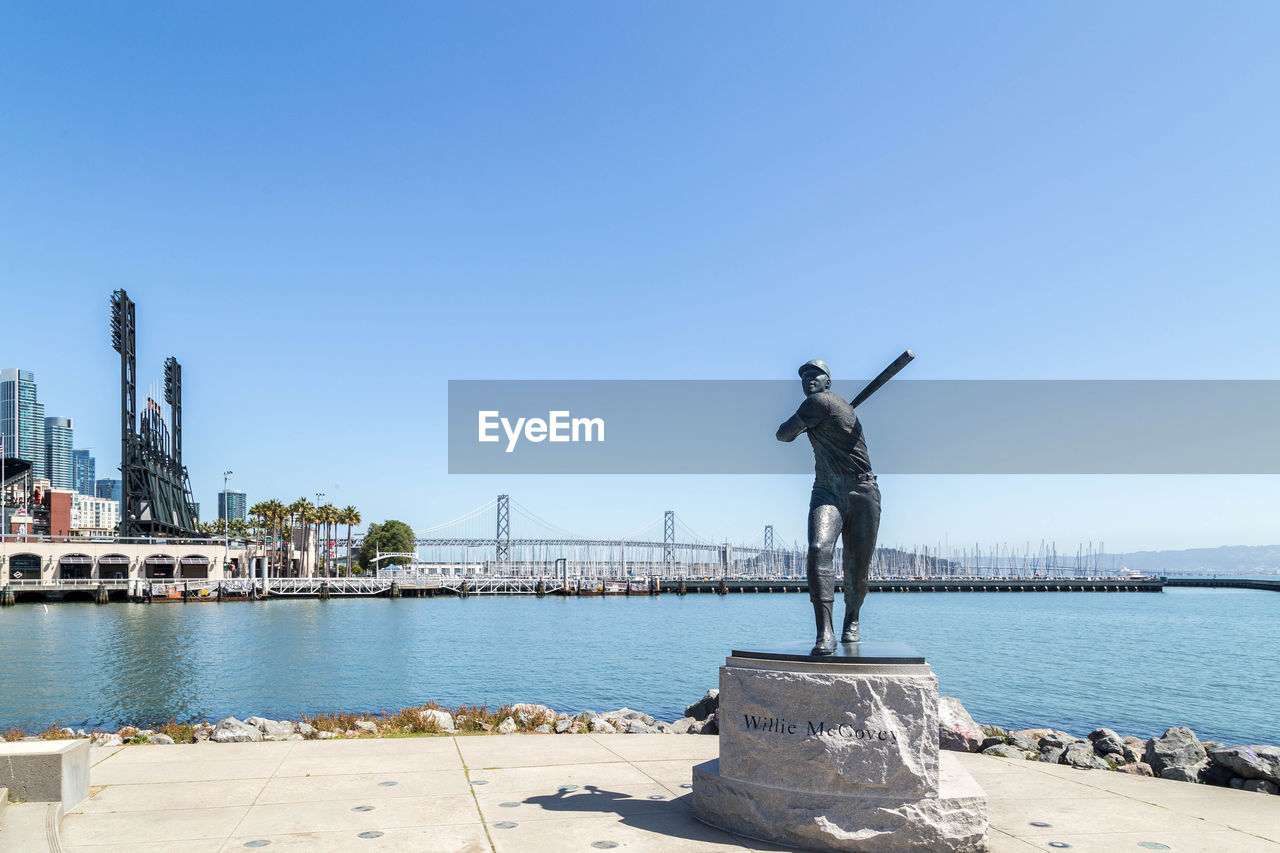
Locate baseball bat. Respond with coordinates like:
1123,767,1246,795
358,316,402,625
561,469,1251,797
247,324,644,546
848,349,915,409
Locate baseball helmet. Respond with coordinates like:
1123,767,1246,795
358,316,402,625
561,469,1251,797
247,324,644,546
798,359,831,378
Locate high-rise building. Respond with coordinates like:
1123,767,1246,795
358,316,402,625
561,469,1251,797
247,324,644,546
95,478,122,502
218,489,247,522
44,416,74,490
0,368,46,478
73,449,96,495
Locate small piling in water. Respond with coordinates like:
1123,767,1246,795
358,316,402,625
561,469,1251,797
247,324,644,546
0,586,14,606
94,583,109,604
389,580,401,599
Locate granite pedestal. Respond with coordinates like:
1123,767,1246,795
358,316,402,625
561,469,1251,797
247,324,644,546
692,642,987,852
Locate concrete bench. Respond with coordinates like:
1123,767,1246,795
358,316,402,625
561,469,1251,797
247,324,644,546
0,741,89,811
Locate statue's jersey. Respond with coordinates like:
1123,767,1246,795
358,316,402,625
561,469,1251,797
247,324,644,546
795,391,873,479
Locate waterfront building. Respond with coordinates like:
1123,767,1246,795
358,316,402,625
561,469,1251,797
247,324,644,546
218,489,247,522
0,368,47,479
73,449,95,495
95,478,122,502
44,416,74,490
71,493,120,536
47,487,73,538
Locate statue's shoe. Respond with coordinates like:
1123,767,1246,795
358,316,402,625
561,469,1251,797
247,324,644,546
811,633,836,655
840,620,860,644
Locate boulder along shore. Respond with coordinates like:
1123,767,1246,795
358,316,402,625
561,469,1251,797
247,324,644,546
937,695,1280,796
6,692,1276,797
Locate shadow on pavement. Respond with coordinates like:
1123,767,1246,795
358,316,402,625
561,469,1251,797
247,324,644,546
521,784,713,842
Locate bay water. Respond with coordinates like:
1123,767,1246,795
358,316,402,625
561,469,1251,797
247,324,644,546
0,587,1274,745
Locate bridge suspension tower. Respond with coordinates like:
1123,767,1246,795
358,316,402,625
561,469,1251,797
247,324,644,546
496,493,510,568
663,510,675,565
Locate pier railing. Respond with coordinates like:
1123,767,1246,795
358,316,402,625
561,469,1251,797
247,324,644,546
266,577,391,596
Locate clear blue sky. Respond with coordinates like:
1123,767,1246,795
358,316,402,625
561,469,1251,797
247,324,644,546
3,2,1279,553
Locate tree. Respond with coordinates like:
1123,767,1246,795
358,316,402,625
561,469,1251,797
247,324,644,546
318,503,339,576
288,498,314,576
249,502,268,536
341,505,361,577
357,520,414,574
261,499,286,575
249,501,273,578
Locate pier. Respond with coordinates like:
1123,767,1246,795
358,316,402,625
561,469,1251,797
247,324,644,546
0,574,1185,603
1165,577,1280,592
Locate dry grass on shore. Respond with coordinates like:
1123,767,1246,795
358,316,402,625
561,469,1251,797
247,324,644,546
1,701,563,744
301,701,531,736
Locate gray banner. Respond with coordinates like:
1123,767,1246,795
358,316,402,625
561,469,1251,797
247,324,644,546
447,380,1280,474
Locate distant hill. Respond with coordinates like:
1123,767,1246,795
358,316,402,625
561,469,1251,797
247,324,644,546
1109,545,1280,575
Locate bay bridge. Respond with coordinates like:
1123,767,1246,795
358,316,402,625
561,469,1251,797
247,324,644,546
356,495,792,579
353,494,1118,582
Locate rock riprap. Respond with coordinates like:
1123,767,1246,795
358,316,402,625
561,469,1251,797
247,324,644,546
1209,745,1280,786
211,717,263,743
938,696,985,753
1144,726,1208,777
934,706,1277,796
15,693,1275,800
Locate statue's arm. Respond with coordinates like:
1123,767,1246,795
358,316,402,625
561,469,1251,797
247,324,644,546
779,395,828,441
776,414,808,442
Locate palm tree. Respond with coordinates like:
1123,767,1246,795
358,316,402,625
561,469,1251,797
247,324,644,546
311,502,327,573
261,499,286,576
314,504,326,575
288,498,314,576
248,502,268,542
249,502,272,579
341,505,361,576
326,504,341,575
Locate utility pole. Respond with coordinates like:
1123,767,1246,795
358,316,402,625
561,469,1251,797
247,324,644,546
315,492,325,576
223,470,232,578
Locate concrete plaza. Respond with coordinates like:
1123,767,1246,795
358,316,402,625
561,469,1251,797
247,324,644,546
8,734,1279,852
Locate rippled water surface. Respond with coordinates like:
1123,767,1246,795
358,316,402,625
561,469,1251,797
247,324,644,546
0,588,1275,744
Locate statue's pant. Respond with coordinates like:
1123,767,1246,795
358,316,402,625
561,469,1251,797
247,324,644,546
806,475,881,621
